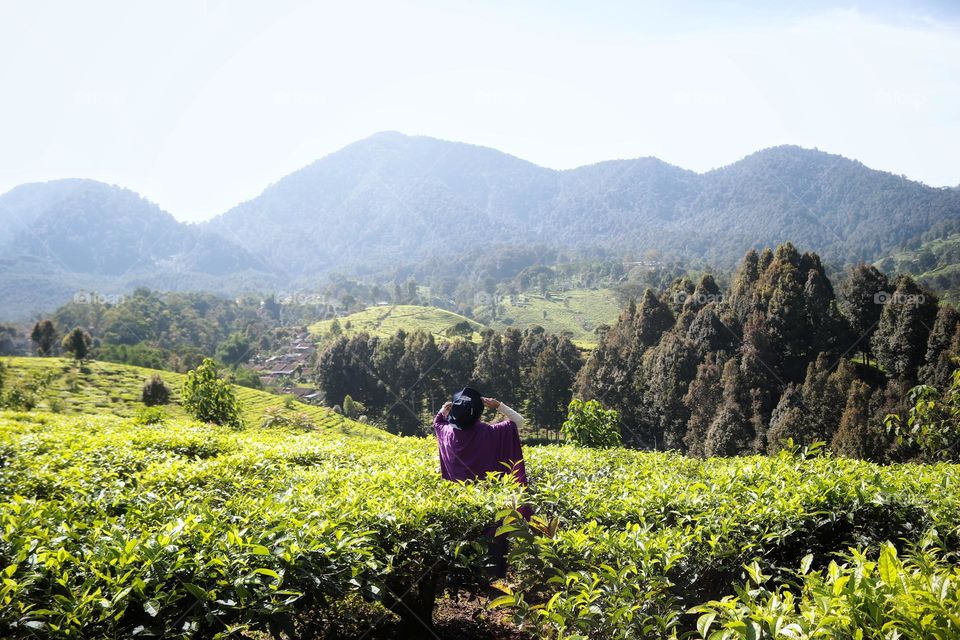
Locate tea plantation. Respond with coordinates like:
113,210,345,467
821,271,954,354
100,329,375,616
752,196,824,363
1,404,958,638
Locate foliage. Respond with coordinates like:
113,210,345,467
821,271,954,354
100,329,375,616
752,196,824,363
30,320,57,356
258,407,316,430
216,332,253,366
689,538,960,639
1,412,959,638
141,374,170,406
886,368,960,461
561,399,621,448
60,327,92,363
133,405,166,425
180,358,244,429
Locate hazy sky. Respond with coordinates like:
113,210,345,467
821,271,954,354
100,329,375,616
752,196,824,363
1,0,958,221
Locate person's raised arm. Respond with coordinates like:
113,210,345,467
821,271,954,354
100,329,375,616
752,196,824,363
435,401,452,430
482,397,524,429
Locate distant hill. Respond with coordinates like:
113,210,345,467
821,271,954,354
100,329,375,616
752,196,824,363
308,304,486,342
0,179,280,319
4,134,960,320
208,132,960,275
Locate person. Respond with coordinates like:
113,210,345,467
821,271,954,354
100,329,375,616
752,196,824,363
433,386,529,579
433,386,527,485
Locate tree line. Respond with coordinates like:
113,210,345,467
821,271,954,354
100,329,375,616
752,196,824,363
578,242,955,462
314,327,583,437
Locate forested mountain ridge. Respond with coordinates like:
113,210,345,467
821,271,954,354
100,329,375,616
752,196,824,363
0,179,271,275
3,135,960,319
0,179,280,319
208,132,960,274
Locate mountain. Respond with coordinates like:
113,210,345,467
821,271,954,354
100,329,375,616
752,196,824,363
4,134,960,320
208,132,960,276
0,179,279,319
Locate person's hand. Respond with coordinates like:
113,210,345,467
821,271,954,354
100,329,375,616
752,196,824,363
441,401,453,415
482,397,501,409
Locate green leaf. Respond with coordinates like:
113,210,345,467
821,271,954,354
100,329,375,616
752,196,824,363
182,583,208,601
878,545,898,587
697,612,717,637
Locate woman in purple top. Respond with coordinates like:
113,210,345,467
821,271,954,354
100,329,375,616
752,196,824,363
433,386,528,486
434,387,528,579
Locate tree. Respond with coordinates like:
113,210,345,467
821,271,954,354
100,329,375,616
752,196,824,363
634,289,674,348
343,394,366,420
216,332,252,366
61,327,92,363
918,305,960,389
703,357,755,457
683,353,725,457
31,320,57,356
641,332,698,450
526,346,574,437
562,399,621,448
181,358,243,429
871,275,939,383
0,325,19,356
142,374,170,406
831,380,886,461
440,338,478,389
837,263,888,365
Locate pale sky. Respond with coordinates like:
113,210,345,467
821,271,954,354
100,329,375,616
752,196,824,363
1,0,958,222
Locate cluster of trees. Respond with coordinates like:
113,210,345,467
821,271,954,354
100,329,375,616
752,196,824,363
579,243,955,463
15,289,285,387
314,327,582,436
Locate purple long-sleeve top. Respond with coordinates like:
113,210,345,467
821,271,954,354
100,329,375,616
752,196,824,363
433,406,528,486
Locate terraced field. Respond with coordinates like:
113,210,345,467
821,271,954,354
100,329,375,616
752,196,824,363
2,357,386,439
308,304,486,342
308,289,621,349
487,288,621,347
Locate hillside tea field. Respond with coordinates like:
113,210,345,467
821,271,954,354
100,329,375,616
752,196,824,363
1,412,959,639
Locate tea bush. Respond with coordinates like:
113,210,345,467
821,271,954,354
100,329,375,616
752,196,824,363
1,410,958,638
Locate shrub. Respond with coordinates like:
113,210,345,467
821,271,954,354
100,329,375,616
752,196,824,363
180,358,243,429
343,394,365,420
2,384,38,411
886,367,960,462
142,374,170,406
134,405,166,425
561,398,621,448
259,407,316,430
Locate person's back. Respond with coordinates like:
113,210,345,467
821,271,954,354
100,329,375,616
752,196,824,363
433,397,527,485
433,387,528,579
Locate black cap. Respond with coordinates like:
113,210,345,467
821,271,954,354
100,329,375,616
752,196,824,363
449,386,483,429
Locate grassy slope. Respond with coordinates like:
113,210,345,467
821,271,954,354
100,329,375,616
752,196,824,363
3,356,388,439
308,304,486,342
307,289,621,349
878,233,960,304
488,288,620,348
